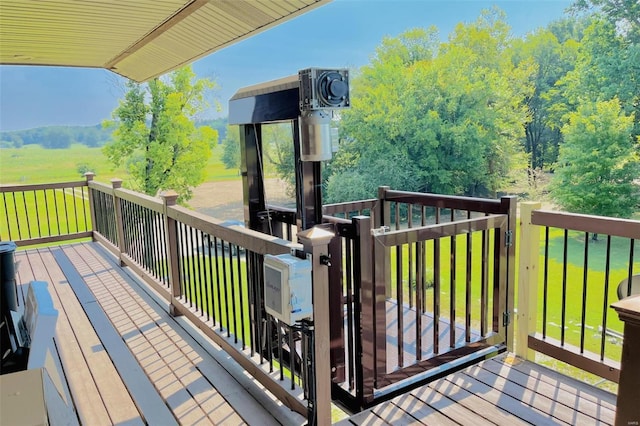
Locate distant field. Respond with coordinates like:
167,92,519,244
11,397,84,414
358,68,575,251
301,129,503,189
0,144,246,185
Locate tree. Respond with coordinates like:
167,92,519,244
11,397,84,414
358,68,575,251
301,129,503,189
42,127,73,149
328,9,533,202
221,125,240,171
557,17,640,138
551,98,639,227
571,0,640,43
511,26,579,176
262,123,296,194
103,66,217,203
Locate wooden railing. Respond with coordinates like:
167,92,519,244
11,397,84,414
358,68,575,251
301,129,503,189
86,180,326,418
7,175,639,419
269,187,517,410
0,177,92,246
358,187,517,405
517,202,640,383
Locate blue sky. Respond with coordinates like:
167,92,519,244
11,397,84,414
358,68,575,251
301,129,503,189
0,0,572,132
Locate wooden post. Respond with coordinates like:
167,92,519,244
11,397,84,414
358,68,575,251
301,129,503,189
611,295,640,426
84,172,96,241
161,191,182,316
516,201,541,360
111,179,126,265
297,226,334,426
377,186,392,299
502,195,518,352
375,186,390,229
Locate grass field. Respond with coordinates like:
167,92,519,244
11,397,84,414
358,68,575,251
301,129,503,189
0,143,255,185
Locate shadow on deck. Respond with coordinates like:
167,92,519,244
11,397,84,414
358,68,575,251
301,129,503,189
338,352,616,425
14,242,305,426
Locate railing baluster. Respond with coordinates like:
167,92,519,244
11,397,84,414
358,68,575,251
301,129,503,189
543,226,550,338
277,321,284,380
223,241,231,337
180,223,189,303
237,246,245,347
580,231,589,353
627,239,636,297
408,204,413,308
466,211,472,343
71,187,79,233
188,225,196,309
214,237,223,332
433,208,440,355
194,228,203,313
561,229,568,345
600,236,612,361
62,187,70,235
229,243,238,342
421,205,427,312
415,240,423,360
33,190,41,238
81,186,88,231
44,189,51,238
22,191,31,239
345,239,355,391
205,234,214,323
449,209,456,349
289,326,295,390
396,242,403,368
13,192,20,239
480,224,488,337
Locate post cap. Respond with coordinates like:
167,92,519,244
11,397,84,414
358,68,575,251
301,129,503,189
84,172,95,181
110,178,123,189
160,190,179,206
612,295,640,325
297,225,334,246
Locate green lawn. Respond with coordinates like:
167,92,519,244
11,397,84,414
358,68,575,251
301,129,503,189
0,144,126,184
0,143,248,185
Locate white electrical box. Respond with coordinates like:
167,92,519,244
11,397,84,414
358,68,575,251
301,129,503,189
263,253,313,325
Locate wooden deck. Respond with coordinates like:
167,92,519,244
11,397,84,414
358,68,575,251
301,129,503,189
337,353,616,425
14,242,305,426
11,241,618,425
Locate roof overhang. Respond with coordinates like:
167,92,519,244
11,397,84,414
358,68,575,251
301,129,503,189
0,0,330,82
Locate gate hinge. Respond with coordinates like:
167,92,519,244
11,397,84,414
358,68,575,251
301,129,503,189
503,311,511,327
505,230,513,247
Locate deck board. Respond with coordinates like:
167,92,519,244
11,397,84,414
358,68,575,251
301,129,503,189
60,243,246,425
50,246,176,425
338,353,616,426
480,358,615,422
21,250,138,424
13,243,301,426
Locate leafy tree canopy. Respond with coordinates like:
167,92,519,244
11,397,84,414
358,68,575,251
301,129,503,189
571,0,640,43
327,8,533,202
551,98,639,218
103,66,217,203
221,125,240,171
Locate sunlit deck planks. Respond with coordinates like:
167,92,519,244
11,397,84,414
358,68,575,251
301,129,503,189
14,242,305,425
13,241,619,425
337,353,616,425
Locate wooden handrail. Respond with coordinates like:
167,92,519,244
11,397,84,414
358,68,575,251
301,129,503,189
532,209,640,239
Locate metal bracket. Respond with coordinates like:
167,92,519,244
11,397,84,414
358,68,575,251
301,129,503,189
503,311,511,327
371,226,390,237
505,230,513,247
